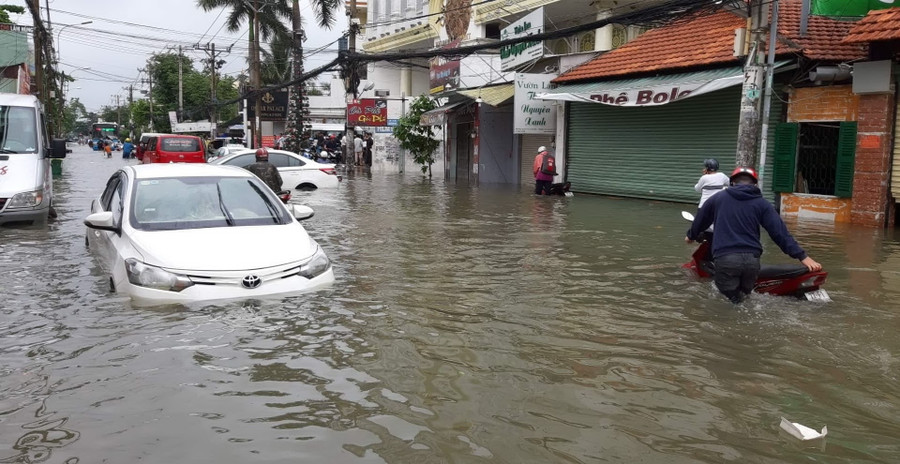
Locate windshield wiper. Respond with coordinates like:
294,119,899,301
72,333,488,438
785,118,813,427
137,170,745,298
216,183,235,226
246,181,280,224
0,149,17,154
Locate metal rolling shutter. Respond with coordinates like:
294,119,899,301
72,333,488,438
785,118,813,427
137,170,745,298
566,87,781,203
520,134,554,186
892,94,900,199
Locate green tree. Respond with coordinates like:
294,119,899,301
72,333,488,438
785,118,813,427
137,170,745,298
393,95,440,178
0,5,24,23
62,97,87,135
260,31,291,85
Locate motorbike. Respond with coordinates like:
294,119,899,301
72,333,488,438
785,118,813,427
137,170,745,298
277,190,292,205
681,211,830,302
547,182,573,196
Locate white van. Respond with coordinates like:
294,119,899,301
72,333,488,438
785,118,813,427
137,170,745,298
0,94,67,226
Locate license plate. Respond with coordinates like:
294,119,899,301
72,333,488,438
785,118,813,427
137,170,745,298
564,192,574,197
804,289,831,302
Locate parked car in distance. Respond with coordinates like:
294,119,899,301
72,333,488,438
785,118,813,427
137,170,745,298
0,93,67,226
84,164,334,304
210,149,341,190
141,134,206,164
207,144,249,163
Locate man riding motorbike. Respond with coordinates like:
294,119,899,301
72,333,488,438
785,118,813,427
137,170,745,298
685,167,822,304
244,147,283,193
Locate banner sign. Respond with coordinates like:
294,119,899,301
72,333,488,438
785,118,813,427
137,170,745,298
500,8,544,72
514,73,556,134
430,40,461,94
536,72,747,107
347,99,388,126
247,89,288,120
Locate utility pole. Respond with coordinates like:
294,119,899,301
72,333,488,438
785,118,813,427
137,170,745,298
116,95,121,126
28,0,45,114
127,84,134,139
757,0,779,190
735,0,768,168
195,42,232,140
140,66,155,132
252,0,262,148
285,0,306,153
178,45,184,122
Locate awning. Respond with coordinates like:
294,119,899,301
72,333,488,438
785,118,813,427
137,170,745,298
538,62,790,107
419,101,466,126
457,83,515,107
310,123,345,132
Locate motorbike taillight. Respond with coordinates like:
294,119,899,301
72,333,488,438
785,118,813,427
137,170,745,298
800,274,827,288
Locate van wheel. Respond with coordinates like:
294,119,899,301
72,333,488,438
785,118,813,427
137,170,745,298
109,277,116,293
49,205,58,219
297,183,317,191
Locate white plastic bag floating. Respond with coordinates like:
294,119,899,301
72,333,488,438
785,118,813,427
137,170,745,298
780,417,828,440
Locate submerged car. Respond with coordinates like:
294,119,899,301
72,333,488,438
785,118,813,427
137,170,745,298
84,164,334,304
210,149,341,190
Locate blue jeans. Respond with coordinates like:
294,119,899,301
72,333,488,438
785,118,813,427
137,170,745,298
713,252,760,303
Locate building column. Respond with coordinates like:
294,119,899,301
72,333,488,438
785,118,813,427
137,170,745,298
594,1,615,52
851,90,896,227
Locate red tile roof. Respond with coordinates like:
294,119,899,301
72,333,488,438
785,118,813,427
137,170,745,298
843,7,900,43
555,0,868,84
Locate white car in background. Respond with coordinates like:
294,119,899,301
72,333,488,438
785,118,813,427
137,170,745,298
84,164,334,304
210,149,341,191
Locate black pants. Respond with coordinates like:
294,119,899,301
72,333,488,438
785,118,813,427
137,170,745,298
534,180,552,195
713,253,760,304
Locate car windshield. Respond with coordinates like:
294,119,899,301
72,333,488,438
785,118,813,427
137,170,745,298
0,106,38,154
130,176,292,231
160,137,200,152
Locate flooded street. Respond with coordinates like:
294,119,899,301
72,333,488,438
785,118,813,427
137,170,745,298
1,145,899,463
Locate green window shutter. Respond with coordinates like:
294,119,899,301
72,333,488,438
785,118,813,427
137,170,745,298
834,121,858,198
772,123,799,193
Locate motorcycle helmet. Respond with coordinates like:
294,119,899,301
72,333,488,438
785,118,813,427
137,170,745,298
125,138,132,142
703,158,719,172
537,146,547,153
255,147,269,161
730,166,758,184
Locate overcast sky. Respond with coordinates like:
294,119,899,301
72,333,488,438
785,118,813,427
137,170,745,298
14,0,347,111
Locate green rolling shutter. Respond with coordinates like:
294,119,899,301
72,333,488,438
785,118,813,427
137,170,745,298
566,88,744,203
772,123,798,193
834,121,857,198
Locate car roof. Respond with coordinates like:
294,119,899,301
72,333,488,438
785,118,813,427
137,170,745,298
0,93,40,107
125,163,253,180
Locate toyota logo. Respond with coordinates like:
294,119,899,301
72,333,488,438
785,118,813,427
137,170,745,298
241,275,262,289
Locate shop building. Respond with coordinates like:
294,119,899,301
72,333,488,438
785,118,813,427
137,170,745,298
542,0,900,227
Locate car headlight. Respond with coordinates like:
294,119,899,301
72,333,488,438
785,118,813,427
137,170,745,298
7,189,44,208
299,242,331,279
125,258,194,292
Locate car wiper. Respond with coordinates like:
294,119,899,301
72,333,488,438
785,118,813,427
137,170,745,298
246,181,280,224
0,149,17,154
216,183,235,226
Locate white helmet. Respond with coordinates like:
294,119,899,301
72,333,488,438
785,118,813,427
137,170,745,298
537,146,547,152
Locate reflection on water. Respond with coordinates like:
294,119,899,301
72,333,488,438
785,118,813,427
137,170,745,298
0,147,898,463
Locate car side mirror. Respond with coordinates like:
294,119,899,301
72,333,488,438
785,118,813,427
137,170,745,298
84,211,119,233
50,139,67,159
290,204,314,221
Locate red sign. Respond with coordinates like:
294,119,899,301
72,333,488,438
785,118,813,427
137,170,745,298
261,135,276,148
347,99,388,126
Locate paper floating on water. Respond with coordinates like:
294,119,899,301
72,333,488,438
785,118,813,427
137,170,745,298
780,417,828,440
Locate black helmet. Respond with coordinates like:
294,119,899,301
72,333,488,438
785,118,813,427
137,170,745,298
703,158,719,172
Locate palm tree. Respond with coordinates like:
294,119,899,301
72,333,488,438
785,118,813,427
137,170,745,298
259,31,292,85
197,0,292,145
282,0,341,153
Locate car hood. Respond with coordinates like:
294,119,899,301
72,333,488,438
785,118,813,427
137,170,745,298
130,223,314,272
0,154,42,196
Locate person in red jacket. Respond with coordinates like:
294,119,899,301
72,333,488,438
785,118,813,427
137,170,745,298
532,146,555,195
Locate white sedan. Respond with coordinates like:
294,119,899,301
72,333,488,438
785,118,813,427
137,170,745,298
210,149,341,191
84,164,335,304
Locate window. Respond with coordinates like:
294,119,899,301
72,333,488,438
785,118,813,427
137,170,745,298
161,137,201,152
224,154,256,168
0,106,38,153
485,22,501,40
772,122,857,197
101,174,125,227
268,153,291,168
288,156,306,167
148,137,158,150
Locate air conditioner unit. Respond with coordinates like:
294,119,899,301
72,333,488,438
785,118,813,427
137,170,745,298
375,89,390,97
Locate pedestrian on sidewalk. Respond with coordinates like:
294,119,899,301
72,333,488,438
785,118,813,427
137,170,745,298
364,133,374,167
532,146,556,195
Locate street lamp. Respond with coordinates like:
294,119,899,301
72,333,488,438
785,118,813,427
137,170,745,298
56,21,92,62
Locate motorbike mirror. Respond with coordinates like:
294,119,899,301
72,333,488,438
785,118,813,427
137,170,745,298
681,211,695,222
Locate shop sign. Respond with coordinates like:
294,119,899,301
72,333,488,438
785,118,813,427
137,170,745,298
430,40,461,94
247,89,288,121
500,8,544,72
347,99,388,126
589,85,702,106
514,73,556,134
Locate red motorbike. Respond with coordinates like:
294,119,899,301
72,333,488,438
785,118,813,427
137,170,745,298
681,212,830,302
277,190,292,204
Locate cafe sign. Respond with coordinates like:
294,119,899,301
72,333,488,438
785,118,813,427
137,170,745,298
514,73,556,134
500,8,544,72
347,99,388,126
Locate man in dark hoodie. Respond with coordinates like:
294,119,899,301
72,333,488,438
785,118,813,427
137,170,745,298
685,167,822,303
